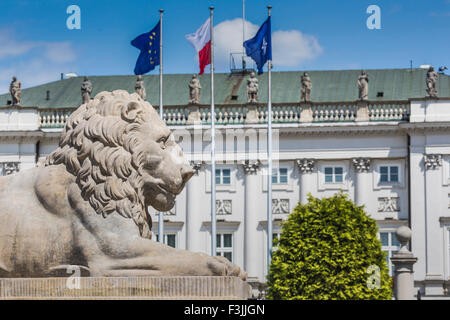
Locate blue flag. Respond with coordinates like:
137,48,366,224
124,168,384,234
131,21,160,75
243,16,272,75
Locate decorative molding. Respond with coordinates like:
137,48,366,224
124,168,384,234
216,200,232,215
352,157,371,173
242,160,261,175
190,161,203,175
424,154,443,170
377,197,400,212
272,199,290,214
296,159,315,174
0,162,19,176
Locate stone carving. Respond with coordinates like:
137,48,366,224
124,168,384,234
377,197,400,212
352,158,371,173
247,72,259,103
188,74,201,104
0,162,19,176
81,76,93,104
190,161,202,175
424,154,442,170
301,72,312,102
0,90,246,279
163,204,176,216
242,160,261,175
296,159,315,174
357,71,369,101
272,199,290,214
135,75,146,100
426,66,438,98
216,200,232,215
9,77,21,106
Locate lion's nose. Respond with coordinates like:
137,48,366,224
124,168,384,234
181,165,194,184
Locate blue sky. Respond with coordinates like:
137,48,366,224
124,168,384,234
0,0,449,93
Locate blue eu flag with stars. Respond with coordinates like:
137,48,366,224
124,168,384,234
131,21,160,75
243,16,272,75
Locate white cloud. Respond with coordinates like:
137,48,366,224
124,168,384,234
214,18,259,69
0,30,37,60
272,30,322,67
0,29,77,93
43,42,77,63
213,18,322,71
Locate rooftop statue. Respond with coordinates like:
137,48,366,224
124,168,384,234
301,72,312,102
9,76,21,106
188,74,201,104
81,76,93,104
247,72,259,103
135,75,147,101
0,90,246,279
426,66,438,98
357,71,369,101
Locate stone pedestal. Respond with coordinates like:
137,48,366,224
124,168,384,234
355,100,370,122
245,104,259,124
299,103,313,123
186,104,201,124
391,226,418,300
0,276,251,300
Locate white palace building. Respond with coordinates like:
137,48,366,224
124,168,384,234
1,68,450,299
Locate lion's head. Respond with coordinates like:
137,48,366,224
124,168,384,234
45,90,194,239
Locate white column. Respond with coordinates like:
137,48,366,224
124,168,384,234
243,160,261,281
296,159,315,204
186,161,203,252
352,158,371,206
423,154,445,295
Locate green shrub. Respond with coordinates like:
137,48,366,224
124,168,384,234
266,192,392,300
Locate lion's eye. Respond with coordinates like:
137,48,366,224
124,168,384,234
158,135,170,150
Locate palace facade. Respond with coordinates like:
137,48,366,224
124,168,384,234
1,68,450,299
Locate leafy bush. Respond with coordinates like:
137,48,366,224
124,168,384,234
266,193,392,300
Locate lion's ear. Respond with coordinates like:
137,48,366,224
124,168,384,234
121,101,143,122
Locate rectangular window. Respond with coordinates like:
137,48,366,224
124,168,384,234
380,166,399,183
324,166,344,183
272,168,288,184
215,169,231,185
379,231,401,276
216,233,233,262
155,234,177,248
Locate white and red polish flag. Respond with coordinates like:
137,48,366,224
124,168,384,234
185,18,211,75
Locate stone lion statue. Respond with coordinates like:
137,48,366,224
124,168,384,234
0,90,246,280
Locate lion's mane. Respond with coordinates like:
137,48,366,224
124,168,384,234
46,90,152,239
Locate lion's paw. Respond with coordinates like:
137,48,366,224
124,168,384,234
206,255,247,281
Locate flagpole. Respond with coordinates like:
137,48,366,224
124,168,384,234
158,8,164,244
266,5,273,274
210,6,216,257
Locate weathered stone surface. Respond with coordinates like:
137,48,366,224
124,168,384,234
357,71,369,101
81,76,93,104
247,72,258,103
0,90,247,281
9,77,21,106
188,74,201,104
0,276,251,300
301,72,311,102
426,66,438,98
135,75,146,100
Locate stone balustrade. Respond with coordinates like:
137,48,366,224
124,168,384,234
39,109,73,129
35,101,410,129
